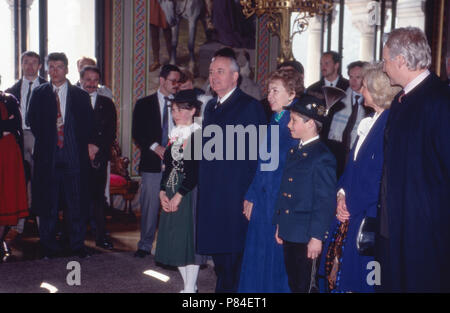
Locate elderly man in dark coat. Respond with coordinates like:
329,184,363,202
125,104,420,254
377,27,450,292
28,53,96,259
197,54,266,292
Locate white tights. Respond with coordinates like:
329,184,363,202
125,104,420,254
178,264,200,293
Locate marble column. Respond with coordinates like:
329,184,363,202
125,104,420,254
347,0,377,62
396,0,426,30
304,15,323,88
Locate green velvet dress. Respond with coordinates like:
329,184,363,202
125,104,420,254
155,130,199,266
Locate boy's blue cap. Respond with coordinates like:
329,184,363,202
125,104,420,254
283,95,328,123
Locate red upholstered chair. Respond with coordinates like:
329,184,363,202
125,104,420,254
109,141,139,216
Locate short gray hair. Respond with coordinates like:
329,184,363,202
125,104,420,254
211,56,240,74
385,27,431,71
363,62,402,109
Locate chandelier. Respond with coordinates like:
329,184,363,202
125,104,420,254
241,0,334,63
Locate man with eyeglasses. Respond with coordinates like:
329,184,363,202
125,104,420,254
132,64,181,258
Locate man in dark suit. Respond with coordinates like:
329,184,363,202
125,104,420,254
80,66,117,250
132,64,181,258
28,53,96,258
377,27,450,292
197,54,266,292
306,51,349,142
327,61,369,177
6,51,47,234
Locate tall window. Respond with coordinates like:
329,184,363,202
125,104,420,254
48,0,95,83
0,0,15,89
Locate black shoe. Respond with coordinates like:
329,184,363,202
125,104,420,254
96,239,113,250
134,249,150,258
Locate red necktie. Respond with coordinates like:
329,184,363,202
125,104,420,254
398,90,405,103
55,88,64,148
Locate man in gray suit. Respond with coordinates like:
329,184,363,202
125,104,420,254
132,64,181,257
6,51,47,234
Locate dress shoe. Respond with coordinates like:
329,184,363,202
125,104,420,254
1,241,11,262
134,249,150,258
96,239,113,250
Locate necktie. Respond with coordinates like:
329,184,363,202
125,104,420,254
161,97,169,147
55,88,64,148
398,90,405,103
25,81,33,127
342,95,360,152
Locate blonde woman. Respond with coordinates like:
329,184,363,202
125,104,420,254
319,62,401,292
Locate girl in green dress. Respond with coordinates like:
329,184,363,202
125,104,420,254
155,89,203,293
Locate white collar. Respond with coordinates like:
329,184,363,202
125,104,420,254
325,76,339,87
404,70,430,95
301,135,320,147
169,123,201,145
53,81,68,92
218,87,237,104
23,76,39,84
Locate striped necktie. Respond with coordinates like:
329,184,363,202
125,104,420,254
55,88,64,148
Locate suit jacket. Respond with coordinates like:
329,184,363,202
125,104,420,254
197,88,267,254
91,95,117,164
273,139,336,243
28,81,95,216
378,73,450,292
6,77,47,103
132,93,164,173
306,76,349,99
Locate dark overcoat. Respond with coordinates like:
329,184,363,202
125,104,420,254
27,82,94,217
197,88,266,254
378,73,450,292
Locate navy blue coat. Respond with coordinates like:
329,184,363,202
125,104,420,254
320,110,389,293
28,82,95,217
379,73,450,292
197,88,266,254
273,139,336,243
239,110,298,292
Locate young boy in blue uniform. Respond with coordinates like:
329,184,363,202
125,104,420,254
273,95,337,293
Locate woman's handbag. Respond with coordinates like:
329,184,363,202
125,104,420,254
356,217,377,256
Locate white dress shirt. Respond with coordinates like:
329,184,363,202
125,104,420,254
89,91,98,109
324,77,339,87
53,81,68,123
300,135,320,147
404,70,430,95
218,87,237,104
150,89,174,151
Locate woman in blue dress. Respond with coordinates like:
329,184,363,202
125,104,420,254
238,69,303,292
319,63,401,293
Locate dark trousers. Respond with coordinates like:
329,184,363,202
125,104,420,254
89,162,108,242
39,167,86,255
283,241,319,293
375,234,391,292
212,252,244,293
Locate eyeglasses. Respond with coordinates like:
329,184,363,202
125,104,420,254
166,78,180,85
